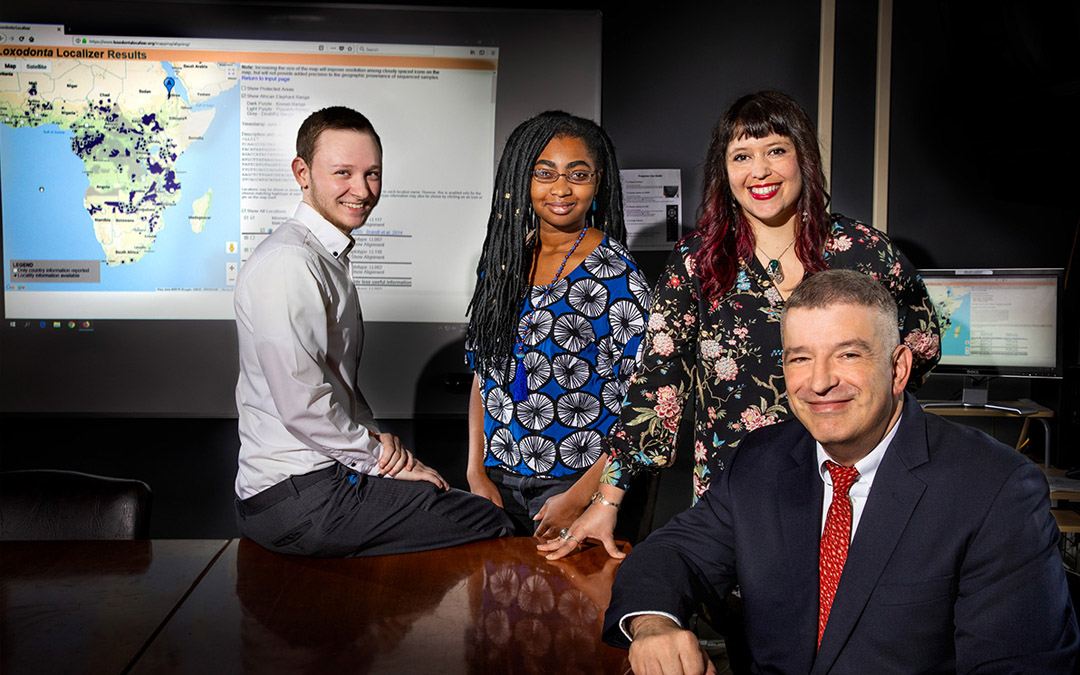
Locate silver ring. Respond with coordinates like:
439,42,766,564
559,528,574,541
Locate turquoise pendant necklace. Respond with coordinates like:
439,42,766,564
756,236,796,285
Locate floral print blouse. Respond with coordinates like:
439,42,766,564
602,217,941,499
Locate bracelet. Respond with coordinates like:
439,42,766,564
590,491,620,509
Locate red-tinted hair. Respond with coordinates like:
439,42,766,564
695,91,831,301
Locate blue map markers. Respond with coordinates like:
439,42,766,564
164,77,175,98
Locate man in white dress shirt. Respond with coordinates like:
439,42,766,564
233,107,512,556
603,269,1077,674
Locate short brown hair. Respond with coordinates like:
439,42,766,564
295,107,382,165
783,269,899,350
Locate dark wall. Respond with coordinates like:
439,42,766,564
886,1,1080,458
602,2,821,235
4,0,1078,537
887,0,1080,273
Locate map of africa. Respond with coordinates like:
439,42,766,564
1,59,239,292
927,285,972,358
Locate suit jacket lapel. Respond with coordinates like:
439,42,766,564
812,394,930,674
777,430,825,668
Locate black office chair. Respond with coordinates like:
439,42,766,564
0,469,152,540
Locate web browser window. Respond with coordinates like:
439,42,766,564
2,23,497,322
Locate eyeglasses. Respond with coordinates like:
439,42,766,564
531,167,598,185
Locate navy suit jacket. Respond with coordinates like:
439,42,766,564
604,394,1079,673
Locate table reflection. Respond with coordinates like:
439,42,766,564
229,537,628,673
466,541,624,674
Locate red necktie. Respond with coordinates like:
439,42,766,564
818,461,860,648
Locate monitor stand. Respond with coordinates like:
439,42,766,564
960,378,989,407
920,377,1040,416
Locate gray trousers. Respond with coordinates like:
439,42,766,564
236,463,514,557
487,466,577,536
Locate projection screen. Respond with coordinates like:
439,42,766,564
0,2,603,416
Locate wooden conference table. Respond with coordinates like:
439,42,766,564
2,537,631,674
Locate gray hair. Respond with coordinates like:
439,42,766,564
782,269,900,351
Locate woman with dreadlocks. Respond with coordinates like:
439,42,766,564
465,111,649,538
540,90,940,561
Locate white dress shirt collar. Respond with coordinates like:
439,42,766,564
816,414,900,486
294,201,355,260
816,413,903,537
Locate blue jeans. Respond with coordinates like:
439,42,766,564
487,466,576,536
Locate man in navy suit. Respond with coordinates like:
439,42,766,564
603,269,1078,674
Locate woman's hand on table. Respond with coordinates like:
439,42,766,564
533,459,604,540
533,485,592,540
537,499,624,560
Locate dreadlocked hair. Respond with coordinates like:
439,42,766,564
696,90,831,302
466,110,627,378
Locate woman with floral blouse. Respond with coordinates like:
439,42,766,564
541,90,940,560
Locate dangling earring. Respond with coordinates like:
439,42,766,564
731,193,741,221
802,210,810,224
525,209,538,246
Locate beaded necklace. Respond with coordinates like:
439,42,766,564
510,224,588,401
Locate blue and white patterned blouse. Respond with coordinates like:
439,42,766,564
468,236,650,478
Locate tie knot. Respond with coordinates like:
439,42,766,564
825,461,860,495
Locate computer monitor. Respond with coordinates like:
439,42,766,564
919,268,1063,409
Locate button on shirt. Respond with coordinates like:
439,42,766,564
816,415,902,538
234,201,383,499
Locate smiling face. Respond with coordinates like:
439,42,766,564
530,135,599,233
782,302,911,465
726,132,803,230
291,127,382,235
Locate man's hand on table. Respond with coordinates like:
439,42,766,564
628,614,716,675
